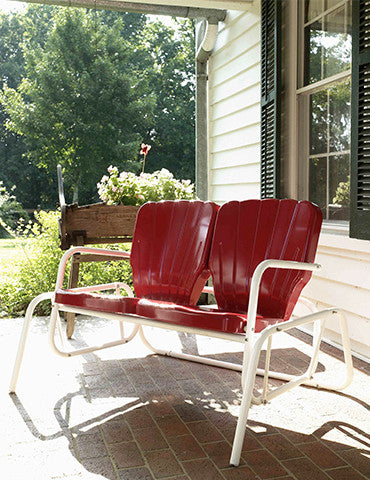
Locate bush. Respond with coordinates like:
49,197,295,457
333,176,350,207
0,181,29,238
97,167,196,206
0,210,133,317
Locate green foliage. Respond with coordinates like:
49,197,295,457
0,210,133,316
0,181,29,237
333,175,350,207
0,6,195,208
143,19,195,182
1,7,155,204
98,166,196,206
0,6,61,209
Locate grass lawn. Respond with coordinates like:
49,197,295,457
0,238,29,263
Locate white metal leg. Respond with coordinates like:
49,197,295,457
229,308,354,466
306,319,325,379
9,292,54,393
262,336,272,402
48,305,140,358
305,310,353,391
10,295,140,391
230,336,263,466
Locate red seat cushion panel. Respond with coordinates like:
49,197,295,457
136,298,282,334
130,200,219,306
209,200,322,321
54,289,139,314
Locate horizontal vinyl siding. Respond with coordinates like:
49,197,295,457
212,163,260,185
208,3,261,203
300,234,370,359
211,183,260,203
212,143,260,169
212,124,260,153
211,84,261,121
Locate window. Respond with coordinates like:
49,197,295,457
298,0,352,222
263,0,370,239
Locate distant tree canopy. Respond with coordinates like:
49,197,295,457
0,5,195,208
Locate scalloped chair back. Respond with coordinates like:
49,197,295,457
209,199,322,320
130,200,219,306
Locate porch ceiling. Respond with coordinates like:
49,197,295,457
10,0,252,18
98,0,252,10
10,0,253,10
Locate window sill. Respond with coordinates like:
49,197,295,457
321,221,349,236
318,225,370,255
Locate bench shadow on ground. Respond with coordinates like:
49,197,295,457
9,330,370,480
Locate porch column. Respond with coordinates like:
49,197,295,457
196,58,208,201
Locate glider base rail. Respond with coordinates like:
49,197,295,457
11,298,353,400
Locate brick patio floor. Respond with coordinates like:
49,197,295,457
0,314,369,480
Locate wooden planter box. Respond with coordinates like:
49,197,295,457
59,202,140,250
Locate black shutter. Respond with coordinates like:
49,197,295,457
350,1,370,239
260,0,282,199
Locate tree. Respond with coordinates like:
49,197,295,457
0,6,196,206
143,19,196,182
0,6,60,209
1,8,154,204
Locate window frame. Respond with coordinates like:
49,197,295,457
296,0,352,229
275,0,370,239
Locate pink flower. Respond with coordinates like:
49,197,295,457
140,143,151,173
140,143,151,155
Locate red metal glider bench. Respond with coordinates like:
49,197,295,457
10,199,353,467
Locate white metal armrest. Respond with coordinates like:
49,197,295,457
246,260,321,337
201,261,320,334
55,246,131,290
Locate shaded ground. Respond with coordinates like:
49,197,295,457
0,315,369,480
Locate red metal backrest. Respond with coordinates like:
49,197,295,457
209,199,323,320
130,200,219,305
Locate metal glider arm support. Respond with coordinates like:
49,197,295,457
230,259,353,466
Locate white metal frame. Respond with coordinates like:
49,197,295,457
9,247,354,467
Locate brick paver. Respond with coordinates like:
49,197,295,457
0,315,369,480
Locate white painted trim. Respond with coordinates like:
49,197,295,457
318,232,370,255
296,70,351,95
114,0,253,9
285,0,299,198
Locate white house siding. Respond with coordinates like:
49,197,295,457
299,234,370,360
208,3,261,203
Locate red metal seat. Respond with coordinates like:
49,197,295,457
55,289,139,314
209,199,322,321
54,200,219,315
136,299,280,334
130,200,219,306
137,199,322,332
